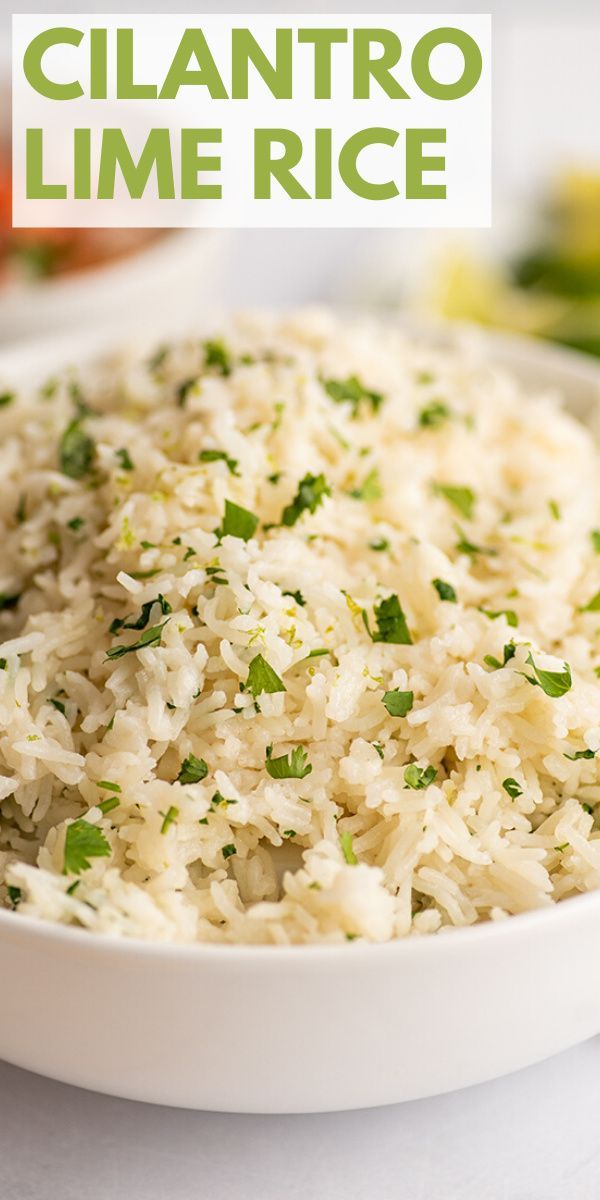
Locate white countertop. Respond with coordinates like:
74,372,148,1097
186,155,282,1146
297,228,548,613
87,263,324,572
2,1038,600,1199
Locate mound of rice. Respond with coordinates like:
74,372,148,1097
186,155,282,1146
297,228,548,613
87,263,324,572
1,309,600,944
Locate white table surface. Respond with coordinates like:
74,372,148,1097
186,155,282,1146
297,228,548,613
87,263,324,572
2,3,600,1195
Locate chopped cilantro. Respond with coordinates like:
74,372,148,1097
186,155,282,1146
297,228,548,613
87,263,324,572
564,748,596,761
432,579,457,603
160,806,179,834
7,885,21,908
176,377,198,407
363,594,413,645
110,595,171,636
348,467,382,502
480,607,518,627
222,843,237,859
115,447,134,471
340,830,358,864
281,473,331,527
283,589,305,607
49,697,66,715
369,536,390,552
502,778,523,799
591,530,600,553
418,401,451,428
382,689,414,717
434,483,476,520
322,375,384,417
218,499,259,542
63,819,110,875
523,653,572,698
484,642,516,671
59,420,96,479
177,754,208,784
0,659,6,670
455,525,497,557
554,843,569,853
265,745,312,780
580,591,600,613
404,763,437,790
199,449,239,476
245,653,286,698
98,795,120,815
373,742,385,759
15,495,26,524
67,516,84,531
0,392,15,408
204,338,232,376
548,499,561,521
106,621,169,660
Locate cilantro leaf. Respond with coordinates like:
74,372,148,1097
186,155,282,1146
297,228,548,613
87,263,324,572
455,525,497,557
222,843,237,859
363,594,413,645
282,589,305,606
523,653,572,698
348,467,382,502
369,536,390,552
433,579,457,603
418,401,451,428
63,819,110,875
115,447,134,471
106,620,169,660
404,763,437,790
176,377,199,407
339,831,358,864
281,473,330,527
177,754,208,784
265,745,312,780
204,339,232,376
110,595,172,636
218,499,259,542
564,748,596,761
199,449,239,476
382,689,414,717
502,777,523,799
245,654,286,698
434,483,476,520
580,591,600,613
59,420,96,479
322,375,384,417
480,607,518,628
590,530,600,553
484,642,516,671
0,392,15,408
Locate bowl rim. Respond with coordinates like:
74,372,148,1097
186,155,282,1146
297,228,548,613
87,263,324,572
0,885,599,962
1,318,600,964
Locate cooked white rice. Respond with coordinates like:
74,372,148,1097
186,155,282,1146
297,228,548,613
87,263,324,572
1,309,600,944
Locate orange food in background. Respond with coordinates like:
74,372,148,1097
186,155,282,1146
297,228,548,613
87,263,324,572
0,147,164,284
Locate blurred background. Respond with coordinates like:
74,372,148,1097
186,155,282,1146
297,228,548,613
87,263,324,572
1,0,599,354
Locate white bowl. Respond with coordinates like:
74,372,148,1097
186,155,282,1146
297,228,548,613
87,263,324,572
0,324,599,1114
0,229,226,346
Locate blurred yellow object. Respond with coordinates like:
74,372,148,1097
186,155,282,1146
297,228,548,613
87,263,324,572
425,247,567,334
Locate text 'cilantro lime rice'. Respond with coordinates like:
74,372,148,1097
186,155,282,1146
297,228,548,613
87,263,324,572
1,310,600,944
